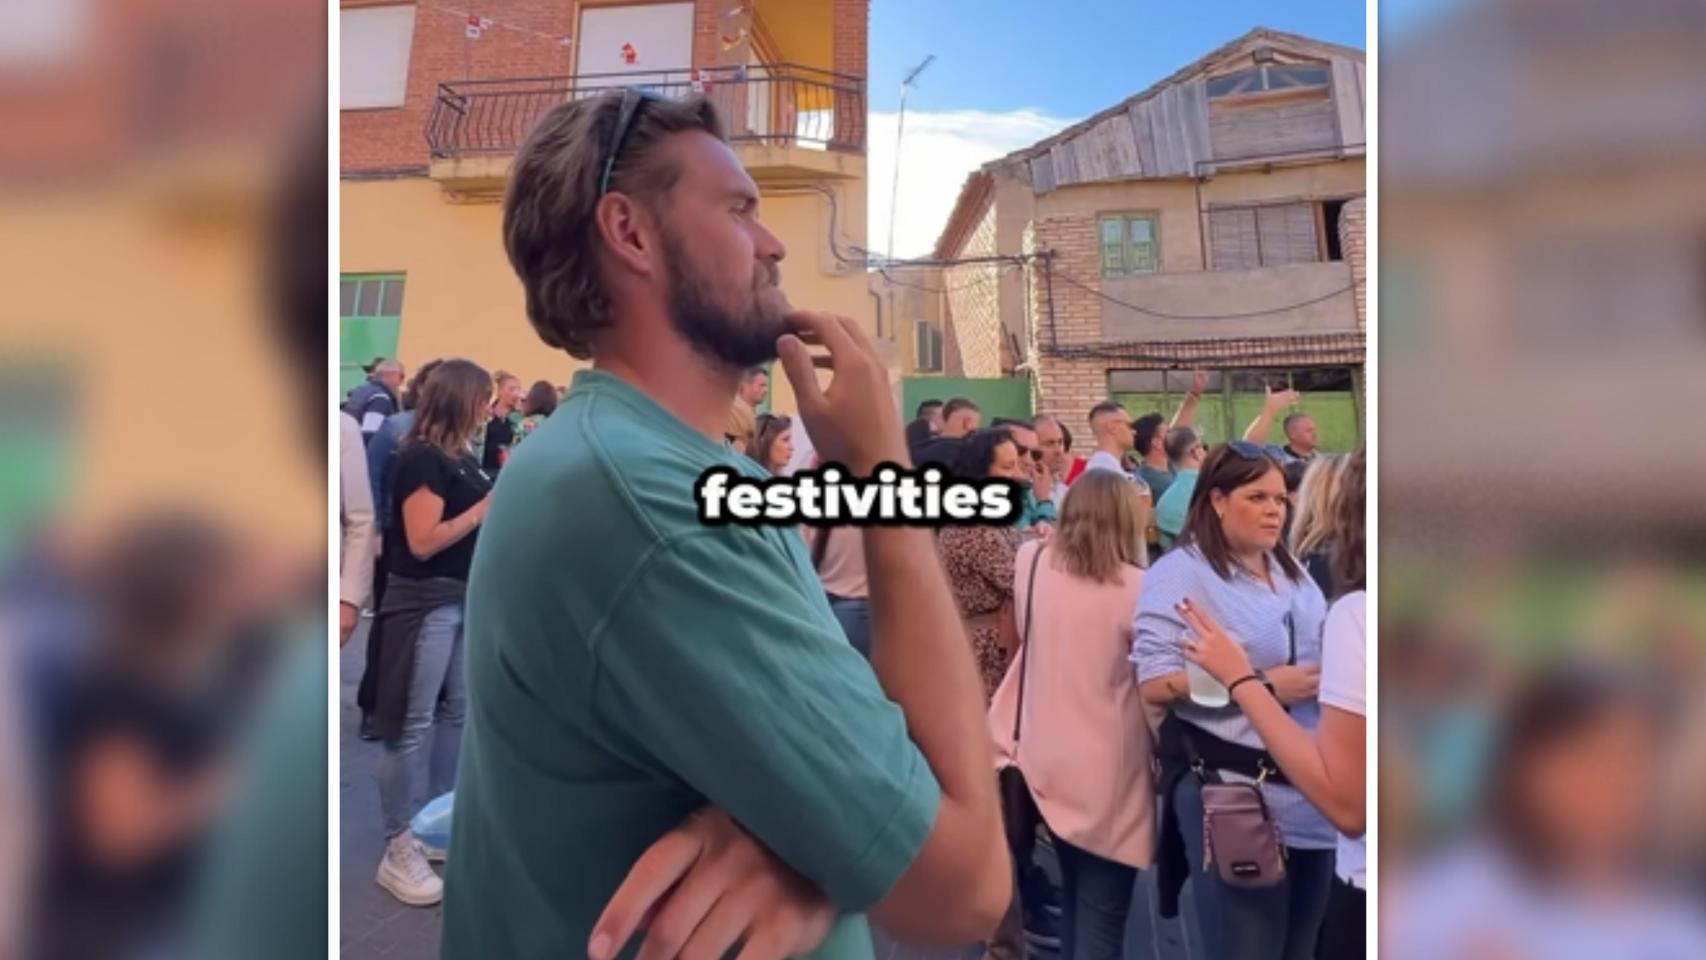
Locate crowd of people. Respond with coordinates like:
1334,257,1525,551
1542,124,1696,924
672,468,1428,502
333,89,1369,960
337,357,567,902
340,356,1369,959
875,387,1366,960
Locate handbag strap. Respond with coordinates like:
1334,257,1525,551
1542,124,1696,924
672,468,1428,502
1011,543,1045,743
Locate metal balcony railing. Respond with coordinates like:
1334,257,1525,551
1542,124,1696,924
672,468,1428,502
426,64,866,159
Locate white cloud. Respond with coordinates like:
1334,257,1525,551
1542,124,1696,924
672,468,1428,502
867,108,1074,261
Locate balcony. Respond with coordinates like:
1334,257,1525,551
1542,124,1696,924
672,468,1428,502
425,64,866,196
1097,261,1360,343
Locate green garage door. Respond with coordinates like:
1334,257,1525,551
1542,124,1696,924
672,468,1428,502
1113,367,1363,453
340,273,405,399
902,376,1032,423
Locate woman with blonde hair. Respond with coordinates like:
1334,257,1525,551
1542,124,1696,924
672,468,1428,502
989,469,1156,960
1289,453,1348,600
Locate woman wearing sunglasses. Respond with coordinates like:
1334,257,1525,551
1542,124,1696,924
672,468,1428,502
1131,441,1334,960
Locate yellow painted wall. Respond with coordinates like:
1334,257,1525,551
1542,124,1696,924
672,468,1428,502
1,177,323,554
340,171,872,414
748,181,873,413
872,266,942,376
341,178,579,388
755,0,833,71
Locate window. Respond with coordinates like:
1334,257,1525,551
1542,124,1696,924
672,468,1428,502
1206,63,1330,101
914,320,944,372
341,5,416,110
341,274,406,396
1322,198,1348,261
1099,215,1161,277
1209,201,1347,270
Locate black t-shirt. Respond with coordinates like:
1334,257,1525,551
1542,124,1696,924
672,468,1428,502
386,441,492,582
482,413,516,474
911,435,964,470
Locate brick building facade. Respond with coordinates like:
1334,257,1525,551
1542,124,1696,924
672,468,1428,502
931,29,1369,447
340,0,876,410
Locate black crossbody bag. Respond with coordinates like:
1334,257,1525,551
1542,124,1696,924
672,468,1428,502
998,546,1046,852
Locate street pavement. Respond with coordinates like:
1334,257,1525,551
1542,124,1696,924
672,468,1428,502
338,620,1195,959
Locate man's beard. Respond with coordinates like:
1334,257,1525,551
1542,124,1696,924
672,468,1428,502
661,229,790,369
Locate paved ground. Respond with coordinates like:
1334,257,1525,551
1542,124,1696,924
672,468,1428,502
339,620,1195,959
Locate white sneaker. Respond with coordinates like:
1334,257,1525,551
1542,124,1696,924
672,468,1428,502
415,837,448,864
377,832,442,906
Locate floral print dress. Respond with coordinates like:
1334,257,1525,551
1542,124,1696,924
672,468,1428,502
937,524,1023,702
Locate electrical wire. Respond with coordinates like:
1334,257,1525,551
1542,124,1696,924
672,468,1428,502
1049,268,1356,322
877,262,1019,296
422,3,573,45
806,181,1354,326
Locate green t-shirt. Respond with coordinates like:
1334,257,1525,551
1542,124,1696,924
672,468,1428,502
189,623,327,960
1155,468,1199,550
442,369,940,960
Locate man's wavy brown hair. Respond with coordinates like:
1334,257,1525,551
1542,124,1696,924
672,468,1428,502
503,92,726,360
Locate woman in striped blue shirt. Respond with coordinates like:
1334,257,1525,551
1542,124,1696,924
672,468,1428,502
1131,441,1334,960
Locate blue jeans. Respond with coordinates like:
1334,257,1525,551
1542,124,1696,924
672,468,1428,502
1170,772,1334,960
1055,839,1135,960
826,594,871,660
377,601,466,838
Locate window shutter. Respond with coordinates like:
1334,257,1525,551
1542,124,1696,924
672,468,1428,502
1127,217,1158,273
1255,203,1321,266
1099,218,1126,275
1209,207,1260,270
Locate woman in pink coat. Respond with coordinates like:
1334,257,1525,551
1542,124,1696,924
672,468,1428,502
989,469,1158,960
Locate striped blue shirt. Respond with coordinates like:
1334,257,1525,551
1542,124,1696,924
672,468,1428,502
1131,544,1336,850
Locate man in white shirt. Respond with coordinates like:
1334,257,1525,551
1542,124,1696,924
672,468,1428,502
1081,400,1137,478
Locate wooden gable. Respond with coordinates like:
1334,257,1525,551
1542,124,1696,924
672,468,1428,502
1016,30,1365,194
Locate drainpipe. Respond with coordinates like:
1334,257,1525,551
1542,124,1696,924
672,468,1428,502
1194,175,1209,270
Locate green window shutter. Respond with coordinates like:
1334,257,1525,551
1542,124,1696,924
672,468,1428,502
1100,218,1126,276
1127,216,1159,274
339,273,406,398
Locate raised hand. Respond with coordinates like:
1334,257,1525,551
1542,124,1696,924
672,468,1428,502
1190,369,1209,397
1263,385,1302,412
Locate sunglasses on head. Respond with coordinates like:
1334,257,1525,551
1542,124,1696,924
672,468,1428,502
599,87,665,197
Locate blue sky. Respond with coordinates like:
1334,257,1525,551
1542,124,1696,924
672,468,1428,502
869,0,1367,115
867,1,1367,258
